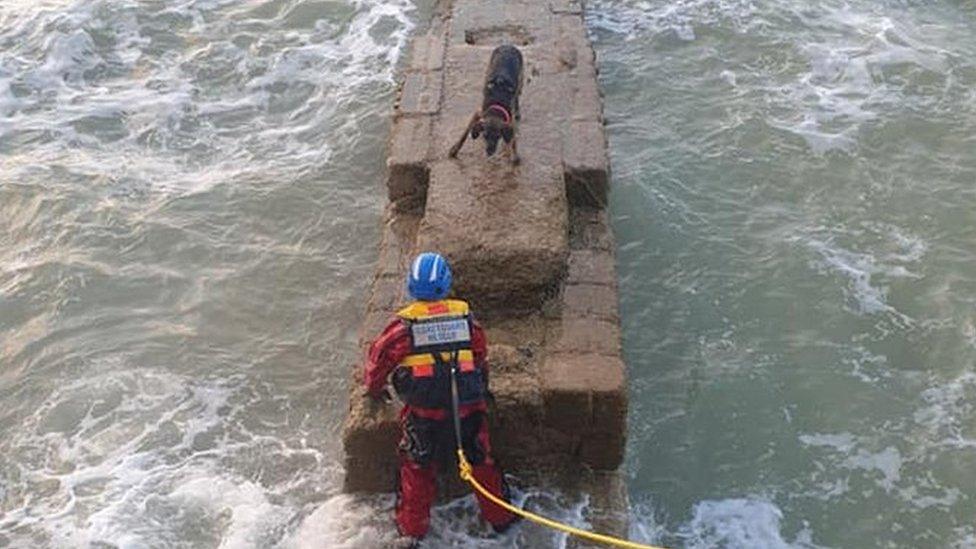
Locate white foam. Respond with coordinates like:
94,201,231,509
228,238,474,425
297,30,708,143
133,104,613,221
629,495,821,549
913,371,976,449
677,498,818,549
0,0,416,195
780,6,950,153
799,396,976,508
285,493,400,549
898,484,961,510
951,526,976,549
585,0,759,42
798,431,908,495
627,498,667,547
34,29,99,87
841,345,890,384
799,224,926,320
876,224,928,264
798,432,858,453
586,0,956,154
2,0,417,542
844,446,903,492
0,70,21,118
287,485,598,549
720,69,737,87
0,368,302,547
766,40,876,154
170,476,283,548
807,238,895,315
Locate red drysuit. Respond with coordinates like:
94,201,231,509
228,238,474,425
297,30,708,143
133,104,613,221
364,310,516,539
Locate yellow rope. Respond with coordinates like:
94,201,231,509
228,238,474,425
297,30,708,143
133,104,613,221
456,449,666,549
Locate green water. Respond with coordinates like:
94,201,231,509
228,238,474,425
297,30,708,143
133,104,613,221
593,1,976,546
1,0,974,547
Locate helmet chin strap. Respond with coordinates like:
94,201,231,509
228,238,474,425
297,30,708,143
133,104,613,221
486,104,511,125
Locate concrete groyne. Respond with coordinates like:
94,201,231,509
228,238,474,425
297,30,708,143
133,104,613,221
342,0,626,530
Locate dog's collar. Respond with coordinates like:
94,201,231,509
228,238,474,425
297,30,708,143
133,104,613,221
486,104,512,125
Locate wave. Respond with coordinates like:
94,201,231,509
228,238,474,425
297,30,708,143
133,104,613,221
0,0,416,193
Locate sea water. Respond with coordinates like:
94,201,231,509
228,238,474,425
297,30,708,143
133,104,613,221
2,1,974,547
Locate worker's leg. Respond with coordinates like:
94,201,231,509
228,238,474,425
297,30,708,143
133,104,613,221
460,412,518,530
396,412,438,539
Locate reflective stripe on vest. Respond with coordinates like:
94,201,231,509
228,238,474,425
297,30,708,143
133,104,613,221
396,299,473,375
393,299,483,409
401,349,476,377
397,299,470,320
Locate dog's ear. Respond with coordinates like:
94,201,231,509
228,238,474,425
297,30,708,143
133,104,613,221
471,119,484,139
500,124,514,143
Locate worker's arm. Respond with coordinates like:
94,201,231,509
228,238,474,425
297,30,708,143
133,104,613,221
364,318,412,399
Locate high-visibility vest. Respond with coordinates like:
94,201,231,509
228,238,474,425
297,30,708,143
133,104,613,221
391,299,485,409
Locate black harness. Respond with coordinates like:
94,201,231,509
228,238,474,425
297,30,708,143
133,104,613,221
392,314,486,410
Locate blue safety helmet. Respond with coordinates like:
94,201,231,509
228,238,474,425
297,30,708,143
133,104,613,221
407,252,452,301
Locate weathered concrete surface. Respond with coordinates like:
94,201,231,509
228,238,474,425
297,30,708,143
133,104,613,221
343,207,417,493
343,0,626,534
417,161,568,312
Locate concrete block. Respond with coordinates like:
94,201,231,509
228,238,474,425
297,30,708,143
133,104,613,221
387,116,431,206
558,13,597,70
540,13,592,77
359,309,393,351
549,317,621,356
491,372,545,466
485,315,550,347
398,71,441,115
549,0,583,15
463,25,535,47
516,38,579,77
373,209,420,279
483,346,549,471
564,120,610,208
365,274,403,317
541,425,581,462
416,160,568,310
541,353,626,469
342,385,401,492
345,0,625,496
430,45,485,160
516,73,572,163
388,115,431,169
488,343,537,376
409,33,445,72
568,206,615,251
579,430,625,470
572,66,602,122
592,375,627,427
542,353,626,397
449,0,551,46
541,353,625,428
552,13,602,121
563,283,620,323
567,249,617,287
543,380,591,432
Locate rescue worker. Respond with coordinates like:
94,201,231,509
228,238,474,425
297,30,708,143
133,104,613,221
364,252,518,543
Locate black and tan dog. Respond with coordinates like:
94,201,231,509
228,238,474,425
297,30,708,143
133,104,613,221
449,44,524,164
